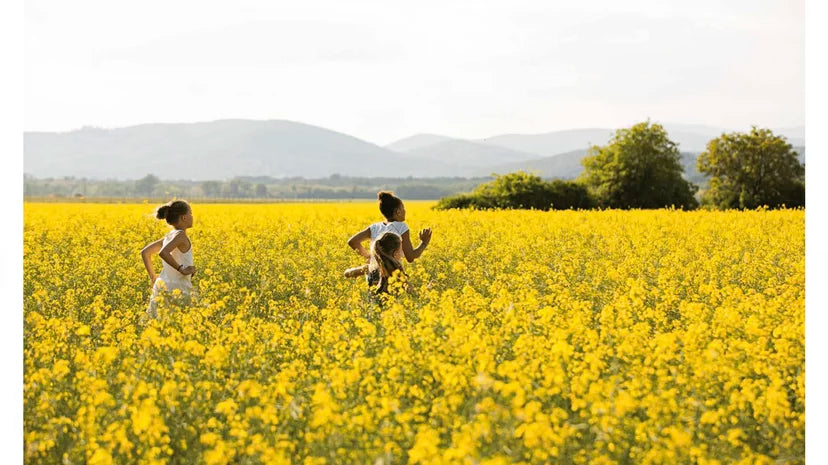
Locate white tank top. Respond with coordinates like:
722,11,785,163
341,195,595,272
369,221,409,241
157,229,194,289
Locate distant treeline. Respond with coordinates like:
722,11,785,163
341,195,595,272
22,174,496,200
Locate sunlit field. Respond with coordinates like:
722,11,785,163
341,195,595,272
23,202,804,465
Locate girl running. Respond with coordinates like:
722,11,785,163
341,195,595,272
345,191,432,280
141,200,196,317
345,231,407,294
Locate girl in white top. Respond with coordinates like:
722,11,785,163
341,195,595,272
345,191,432,279
141,200,197,318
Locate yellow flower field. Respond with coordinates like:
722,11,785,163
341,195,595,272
23,202,804,465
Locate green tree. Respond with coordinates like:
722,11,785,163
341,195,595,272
225,179,241,198
201,181,221,198
254,183,269,198
135,174,160,197
696,127,805,209
578,121,698,209
238,180,252,198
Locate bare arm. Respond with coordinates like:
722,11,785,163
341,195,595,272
347,227,372,259
401,228,432,263
141,239,163,284
344,264,369,278
159,231,196,276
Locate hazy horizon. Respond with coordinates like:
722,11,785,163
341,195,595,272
26,0,804,145
23,118,806,147
23,118,806,182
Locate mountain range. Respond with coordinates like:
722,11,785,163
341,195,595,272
24,119,805,181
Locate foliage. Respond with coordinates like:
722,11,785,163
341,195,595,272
696,127,805,209
135,174,160,197
24,203,804,464
579,121,699,209
201,181,222,198
435,172,594,211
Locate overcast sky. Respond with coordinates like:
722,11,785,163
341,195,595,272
25,0,803,145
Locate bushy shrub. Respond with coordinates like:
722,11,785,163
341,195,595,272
435,172,594,210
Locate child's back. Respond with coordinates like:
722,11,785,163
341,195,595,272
345,191,431,280
369,221,408,242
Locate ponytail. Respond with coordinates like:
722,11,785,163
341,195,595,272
369,232,405,294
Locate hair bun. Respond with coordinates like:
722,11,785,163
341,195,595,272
156,205,169,220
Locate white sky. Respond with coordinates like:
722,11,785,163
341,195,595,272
25,0,804,145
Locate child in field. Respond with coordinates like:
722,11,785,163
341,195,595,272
141,200,196,318
345,231,408,294
345,191,432,283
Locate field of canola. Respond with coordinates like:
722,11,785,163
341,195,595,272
23,202,805,465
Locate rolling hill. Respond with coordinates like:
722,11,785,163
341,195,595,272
384,134,456,153
475,149,589,179
403,139,540,175
24,119,453,180
475,129,614,157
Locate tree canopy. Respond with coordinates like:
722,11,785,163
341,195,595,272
696,127,804,209
135,174,160,196
578,121,699,209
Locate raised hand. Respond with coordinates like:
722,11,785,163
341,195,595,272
419,228,432,245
